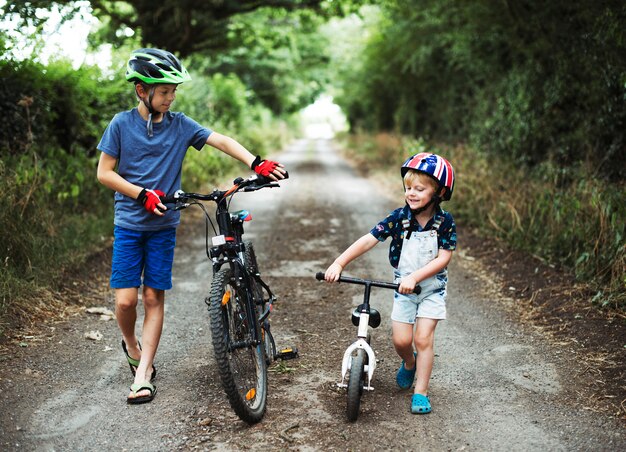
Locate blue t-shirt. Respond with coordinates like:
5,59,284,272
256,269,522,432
98,108,212,231
369,205,457,269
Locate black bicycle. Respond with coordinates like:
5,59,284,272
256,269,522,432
163,174,286,424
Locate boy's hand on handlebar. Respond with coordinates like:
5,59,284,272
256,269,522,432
398,275,419,294
138,188,167,216
324,262,344,282
251,155,287,181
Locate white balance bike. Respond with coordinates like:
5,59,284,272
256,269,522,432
315,272,420,422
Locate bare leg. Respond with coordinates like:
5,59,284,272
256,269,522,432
129,286,164,399
392,320,416,369
116,287,141,359
413,318,438,395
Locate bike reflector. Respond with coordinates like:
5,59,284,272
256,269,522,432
212,235,226,246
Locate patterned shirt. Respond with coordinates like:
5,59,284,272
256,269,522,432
369,205,457,269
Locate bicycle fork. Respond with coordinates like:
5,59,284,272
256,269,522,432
338,282,377,391
338,336,377,391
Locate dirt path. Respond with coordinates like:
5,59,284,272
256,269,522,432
1,138,624,451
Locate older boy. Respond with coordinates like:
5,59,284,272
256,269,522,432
97,48,286,404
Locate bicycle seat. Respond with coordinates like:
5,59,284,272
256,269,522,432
352,304,381,329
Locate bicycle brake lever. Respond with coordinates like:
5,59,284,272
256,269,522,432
172,202,190,211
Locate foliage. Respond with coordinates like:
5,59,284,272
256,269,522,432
199,8,332,115
5,0,370,57
331,0,626,181
5,0,342,120
0,57,125,321
451,147,626,310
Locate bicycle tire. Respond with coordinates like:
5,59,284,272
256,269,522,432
244,242,276,364
209,267,268,424
346,349,366,422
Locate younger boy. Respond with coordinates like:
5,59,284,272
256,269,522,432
97,48,286,404
324,153,456,414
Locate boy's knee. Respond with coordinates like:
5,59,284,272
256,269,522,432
142,288,164,309
116,297,138,312
393,334,413,350
414,334,433,351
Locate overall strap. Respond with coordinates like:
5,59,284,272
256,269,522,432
403,214,443,236
402,216,420,240
431,215,443,232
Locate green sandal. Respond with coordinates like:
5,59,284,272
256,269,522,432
127,381,157,404
121,340,157,381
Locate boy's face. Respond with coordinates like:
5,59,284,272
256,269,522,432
404,173,437,212
139,83,178,113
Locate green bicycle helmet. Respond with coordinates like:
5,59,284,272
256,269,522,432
125,48,191,85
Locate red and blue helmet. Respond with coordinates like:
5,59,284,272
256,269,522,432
401,153,455,201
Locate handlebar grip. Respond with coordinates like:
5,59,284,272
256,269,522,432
315,272,324,281
255,171,289,186
161,194,178,204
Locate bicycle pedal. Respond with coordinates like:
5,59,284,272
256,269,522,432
276,346,299,360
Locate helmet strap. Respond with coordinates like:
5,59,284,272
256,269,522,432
410,197,434,215
408,193,441,215
136,84,160,137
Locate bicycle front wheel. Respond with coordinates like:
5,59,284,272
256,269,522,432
209,267,268,424
346,349,366,422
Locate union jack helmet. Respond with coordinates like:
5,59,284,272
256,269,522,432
401,153,455,201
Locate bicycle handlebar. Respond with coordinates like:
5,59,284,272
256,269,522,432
315,272,421,294
161,173,287,206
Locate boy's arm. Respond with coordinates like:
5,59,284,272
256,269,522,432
96,152,166,216
206,132,286,180
97,152,143,199
325,233,379,282
397,249,453,294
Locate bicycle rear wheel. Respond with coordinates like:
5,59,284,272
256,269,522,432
209,267,267,424
346,349,366,422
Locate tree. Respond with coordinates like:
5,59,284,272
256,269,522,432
4,0,368,57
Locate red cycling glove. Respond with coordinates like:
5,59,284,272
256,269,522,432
251,155,279,177
137,188,166,213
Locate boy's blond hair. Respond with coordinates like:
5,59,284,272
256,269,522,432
404,169,439,192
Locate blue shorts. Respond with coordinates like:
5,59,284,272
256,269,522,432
391,275,447,323
110,225,177,290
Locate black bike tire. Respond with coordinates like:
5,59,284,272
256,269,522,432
244,242,276,363
209,267,268,424
346,349,366,422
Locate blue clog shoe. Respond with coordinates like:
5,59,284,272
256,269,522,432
396,352,417,389
411,393,431,414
